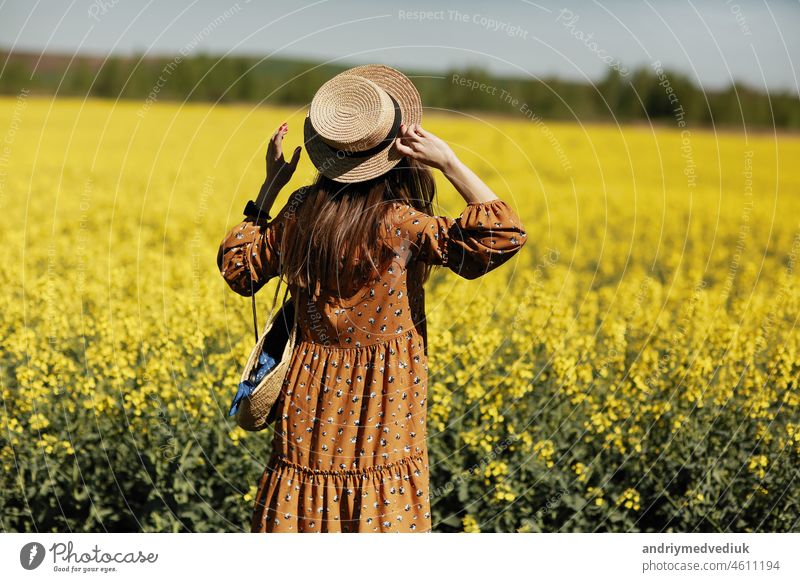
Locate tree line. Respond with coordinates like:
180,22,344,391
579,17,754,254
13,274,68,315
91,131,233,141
1,50,798,129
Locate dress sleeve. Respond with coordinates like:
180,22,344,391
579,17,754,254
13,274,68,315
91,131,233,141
391,199,528,279
216,188,305,296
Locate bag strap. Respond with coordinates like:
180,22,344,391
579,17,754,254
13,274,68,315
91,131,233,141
250,272,291,342
247,191,297,342
250,290,259,343
249,247,295,345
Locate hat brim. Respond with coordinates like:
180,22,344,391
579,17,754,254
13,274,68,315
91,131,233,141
304,64,423,184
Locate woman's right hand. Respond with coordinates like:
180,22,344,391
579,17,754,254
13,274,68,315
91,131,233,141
394,123,457,172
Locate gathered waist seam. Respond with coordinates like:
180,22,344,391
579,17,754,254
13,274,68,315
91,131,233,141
269,453,425,477
296,331,422,352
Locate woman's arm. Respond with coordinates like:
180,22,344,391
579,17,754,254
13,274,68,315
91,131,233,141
394,123,498,204
392,122,527,279
217,123,302,296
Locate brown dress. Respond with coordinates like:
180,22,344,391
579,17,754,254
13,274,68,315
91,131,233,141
217,187,527,532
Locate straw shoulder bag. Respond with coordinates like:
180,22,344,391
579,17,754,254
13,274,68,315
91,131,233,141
230,267,298,432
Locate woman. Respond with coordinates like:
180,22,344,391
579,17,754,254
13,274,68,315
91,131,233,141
217,65,527,532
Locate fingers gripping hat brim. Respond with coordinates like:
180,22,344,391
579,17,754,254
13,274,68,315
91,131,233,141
304,64,423,183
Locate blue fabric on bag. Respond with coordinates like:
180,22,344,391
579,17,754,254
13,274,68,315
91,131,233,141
253,351,276,382
228,351,278,416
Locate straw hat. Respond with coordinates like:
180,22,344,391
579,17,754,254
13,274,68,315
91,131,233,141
303,64,423,183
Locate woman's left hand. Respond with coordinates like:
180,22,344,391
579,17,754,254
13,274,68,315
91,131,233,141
394,123,457,172
257,122,302,209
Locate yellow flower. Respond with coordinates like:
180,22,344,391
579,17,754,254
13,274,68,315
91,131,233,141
615,488,641,511
462,514,481,533
36,434,59,455
587,486,605,506
533,440,555,468
228,427,247,447
494,482,516,502
5,417,23,433
29,413,50,431
243,485,257,503
786,424,800,453
484,460,509,479
747,455,768,480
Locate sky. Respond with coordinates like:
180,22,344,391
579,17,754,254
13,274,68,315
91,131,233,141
1,0,798,93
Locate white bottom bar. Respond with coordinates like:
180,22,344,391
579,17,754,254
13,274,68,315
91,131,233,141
2,533,798,581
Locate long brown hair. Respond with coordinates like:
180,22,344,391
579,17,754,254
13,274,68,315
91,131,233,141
280,157,436,298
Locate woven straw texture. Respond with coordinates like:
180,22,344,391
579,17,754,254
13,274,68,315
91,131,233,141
304,64,422,183
236,299,297,432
